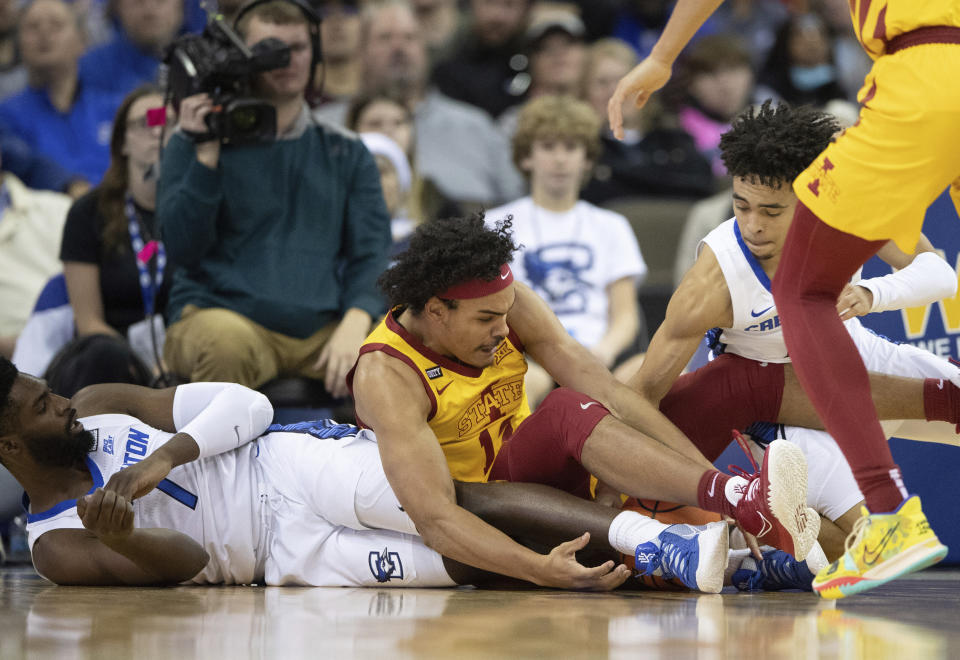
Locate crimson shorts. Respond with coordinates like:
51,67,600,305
489,387,609,498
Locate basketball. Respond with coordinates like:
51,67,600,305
621,498,723,591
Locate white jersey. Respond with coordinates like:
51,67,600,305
699,218,861,363
24,418,455,588
25,413,263,585
487,197,647,348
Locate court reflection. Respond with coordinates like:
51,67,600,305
9,572,960,659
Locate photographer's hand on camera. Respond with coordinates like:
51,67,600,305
178,93,220,169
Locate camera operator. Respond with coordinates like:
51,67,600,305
157,0,391,397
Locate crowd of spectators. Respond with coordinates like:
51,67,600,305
1,0,869,408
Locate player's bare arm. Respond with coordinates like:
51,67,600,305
608,0,724,138
629,245,733,403
509,283,714,469
72,383,179,430
352,350,628,591
32,488,209,586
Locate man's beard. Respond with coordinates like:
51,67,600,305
25,429,96,469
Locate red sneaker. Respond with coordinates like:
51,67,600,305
730,431,820,561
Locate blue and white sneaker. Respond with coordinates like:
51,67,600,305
634,521,729,593
732,542,829,591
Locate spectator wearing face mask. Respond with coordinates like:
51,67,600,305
758,12,846,108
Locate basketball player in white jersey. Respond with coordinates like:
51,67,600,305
626,102,960,585
0,356,741,591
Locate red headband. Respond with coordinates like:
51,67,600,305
437,264,514,300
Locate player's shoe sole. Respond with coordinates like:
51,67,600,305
692,521,729,594
755,440,820,561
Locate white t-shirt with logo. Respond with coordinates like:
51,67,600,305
486,197,647,348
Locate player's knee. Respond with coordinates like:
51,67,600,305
541,387,609,460
538,387,583,413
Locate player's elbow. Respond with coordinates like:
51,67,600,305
176,547,211,584
405,504,459,555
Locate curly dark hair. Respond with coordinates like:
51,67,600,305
719,100,840,188
0,356,19,443
379,213,518,312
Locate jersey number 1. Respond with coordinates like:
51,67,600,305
478,418,514,475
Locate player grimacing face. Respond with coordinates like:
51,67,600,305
435,285,516,368
731,176,799,262
3,376,95,468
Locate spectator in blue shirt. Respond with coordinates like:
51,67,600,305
79,0,184,96
0,0,122,185
0,128,87,196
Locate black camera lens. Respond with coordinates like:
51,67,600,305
230,106,261,132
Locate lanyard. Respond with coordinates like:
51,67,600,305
126,195,166,317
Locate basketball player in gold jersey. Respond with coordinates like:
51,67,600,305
608,0,960,599
348,214,821,589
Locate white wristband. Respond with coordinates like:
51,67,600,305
173,383,273,459
857,252,957,313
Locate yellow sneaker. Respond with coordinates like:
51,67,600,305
812,495,948,599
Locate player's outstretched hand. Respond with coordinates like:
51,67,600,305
607,57,672,140
78,488,135,543
104,454,174,501
836,283,874,321
541,532,632,591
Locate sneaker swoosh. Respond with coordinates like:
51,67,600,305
707,472,719,497
580,401,599,410
751,305,775,318
862,522,900,565
436,382,452,396
757,511,773,538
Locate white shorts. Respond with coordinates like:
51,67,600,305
254,429,456,588
783,426,863,522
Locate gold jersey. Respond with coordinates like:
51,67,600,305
848,0,960,58
352,311,530,482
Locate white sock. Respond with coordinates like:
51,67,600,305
725,476,749,507
607,511,670,555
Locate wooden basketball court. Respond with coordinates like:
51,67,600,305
3,565,959,658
